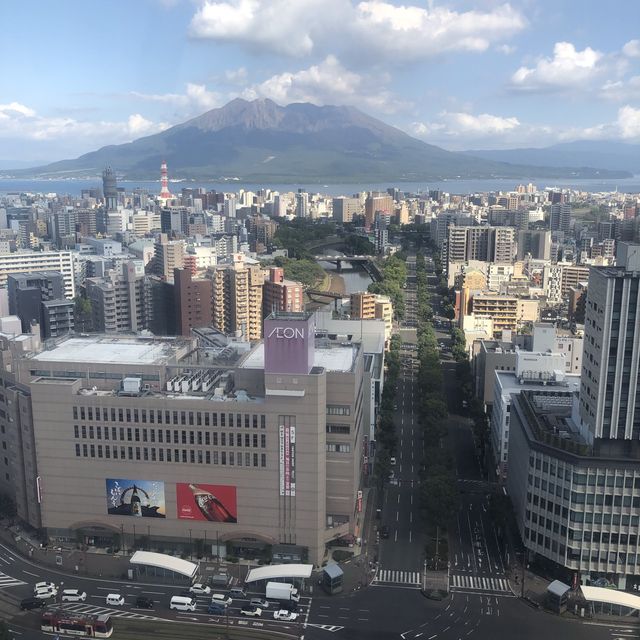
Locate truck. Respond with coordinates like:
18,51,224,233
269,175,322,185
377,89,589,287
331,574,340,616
266,581,300,603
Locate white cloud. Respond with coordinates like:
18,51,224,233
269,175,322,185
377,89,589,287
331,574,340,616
601,76,640,101
496,44,516,55
189,0,525,62
617,105,640,139
242,55,407,114
411,111,521,144
131,83,221,112
511,42,604,91
623,39,640,58
225,67,248,84
0,102,169,148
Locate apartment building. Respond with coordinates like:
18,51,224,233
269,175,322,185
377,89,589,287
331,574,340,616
469,293,539,334
210,255,264,340
262,267,303,317
173,268,213,337
332,197,361,224
154,234,185,281
445,226,516,273
0,251,75,298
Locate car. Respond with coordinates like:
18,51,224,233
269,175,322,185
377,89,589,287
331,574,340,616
240,605,262,617
61,589,87,602
380,525,390,539
20,597,46,610
390,457,396,465
34,581,57,593
250,598,270,609
211,594,233,606
388,470,395,480
274,609,298,621
208,602,227,614
189,583,211,595
135,596,154,609
462,400,468,409
33,586,57,600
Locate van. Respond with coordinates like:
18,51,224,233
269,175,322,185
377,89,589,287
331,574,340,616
106,593,125,606
211,593,233,606
208,574,229,588
229,587,246,598
61,589,87,603
170,595,197,612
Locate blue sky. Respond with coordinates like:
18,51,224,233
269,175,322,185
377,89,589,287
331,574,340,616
1,0,639,165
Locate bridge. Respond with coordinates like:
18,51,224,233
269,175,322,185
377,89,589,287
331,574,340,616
314,255,382,281
306,289,345,310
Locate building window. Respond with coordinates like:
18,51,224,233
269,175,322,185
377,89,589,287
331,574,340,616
151,448,156,462
75,444,80,457
253,453,258,467
229,452,234,466
221,451,226,465
105,446,111,459
245,434,250,447
221,433,226,446
80,407,85,420
88,407,93,421
213,451,219,465
253,434,258,448
73,407,78,420
159,449,164,462
327,424,350,434
245,414,250,428
96,426,102,440
260,415,266,429
74,425,79,438
229,414,234,428
127,428,132,442
326,443,351,453
97,445,103,458
135,428,140,442
90,445,95,458
81,425,87,438
253,415,258,429
261,454,266,467
327,405,351,416
89,426,94,439
261,434,266,448
205,451,210,464
245,453,251,467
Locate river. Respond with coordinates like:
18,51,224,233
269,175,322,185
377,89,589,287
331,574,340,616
316,250,373,295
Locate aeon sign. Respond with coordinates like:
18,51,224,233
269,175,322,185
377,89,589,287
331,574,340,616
268,326,305,340
264,314,314,375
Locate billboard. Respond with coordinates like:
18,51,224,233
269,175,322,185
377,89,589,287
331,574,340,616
176,483,237,523
106,478,166,518
279,424,296,497
264,314,315,375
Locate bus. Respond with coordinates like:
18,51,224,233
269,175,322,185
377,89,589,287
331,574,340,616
41,609,113,638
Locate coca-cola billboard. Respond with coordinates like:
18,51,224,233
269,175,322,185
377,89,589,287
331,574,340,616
176,483,237,523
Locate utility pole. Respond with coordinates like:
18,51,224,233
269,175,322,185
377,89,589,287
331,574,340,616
435,526,439,571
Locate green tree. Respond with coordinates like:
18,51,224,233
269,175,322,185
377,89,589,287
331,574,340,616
74,295,93,332
420,475,459,527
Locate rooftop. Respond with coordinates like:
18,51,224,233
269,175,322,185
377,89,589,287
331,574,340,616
31,336,188,365
241,342,357,373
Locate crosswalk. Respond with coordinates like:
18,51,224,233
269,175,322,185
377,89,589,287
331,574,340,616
0,570,25,589
450,573,512,595
372,569,421,587
60,602,159,620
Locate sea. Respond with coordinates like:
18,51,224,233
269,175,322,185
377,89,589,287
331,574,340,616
1,176,640,197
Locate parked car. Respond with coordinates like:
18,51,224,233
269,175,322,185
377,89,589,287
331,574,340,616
380,525,390,539
189,583,211,595
20,597,45,610
274,609,298,621
135,596,154,609
240,605,262,617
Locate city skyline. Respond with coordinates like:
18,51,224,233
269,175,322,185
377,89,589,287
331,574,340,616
1,0,639,166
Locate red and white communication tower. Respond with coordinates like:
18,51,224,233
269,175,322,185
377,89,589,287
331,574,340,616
159,160,172,199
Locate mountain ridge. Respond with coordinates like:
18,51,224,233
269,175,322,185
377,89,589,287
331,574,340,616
7,99,632,182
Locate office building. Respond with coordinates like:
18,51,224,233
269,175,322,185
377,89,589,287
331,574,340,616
210,255,265,340
262,268,303,317
517,230,551,260
102,167,118,212
295,192,309,219
446,226,516,270
1,312,367,565
332,197,360,224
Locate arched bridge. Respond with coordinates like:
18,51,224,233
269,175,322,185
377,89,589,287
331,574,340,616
315,255,382,280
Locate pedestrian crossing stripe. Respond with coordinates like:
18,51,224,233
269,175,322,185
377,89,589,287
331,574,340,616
61,603,159,620
450,574,511,593
373,569,421,586
0,571,25,589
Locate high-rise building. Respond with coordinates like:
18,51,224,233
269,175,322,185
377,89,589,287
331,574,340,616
364,194,393,229
210,255,265,340
262,267,303,317
85,261,154,333
295,191,309,218
517,230,551,260
173,268,213,337
332,197,360,224
154,233,185,281
0,251,75,298
550,202,571,233
445,226,516,270
102,167,118,212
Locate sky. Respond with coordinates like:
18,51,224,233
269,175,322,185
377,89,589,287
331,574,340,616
1,0,639,165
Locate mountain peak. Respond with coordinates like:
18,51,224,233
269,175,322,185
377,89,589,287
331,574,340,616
184,97,285,132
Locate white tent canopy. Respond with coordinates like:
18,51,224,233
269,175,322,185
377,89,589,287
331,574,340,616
245,564,313,584
130,551,198,579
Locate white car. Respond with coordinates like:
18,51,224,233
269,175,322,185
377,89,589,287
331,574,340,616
34,581,57,593
390,457,396,465
33,586,57,600
274,609,298,621
240,605,262,617
250,598,269,609
189,583,211,595
61,589,87,602
211,594,233,606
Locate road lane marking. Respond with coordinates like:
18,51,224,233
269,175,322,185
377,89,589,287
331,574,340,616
22,570,39,577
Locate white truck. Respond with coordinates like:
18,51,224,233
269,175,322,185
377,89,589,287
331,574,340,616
265,581,300,603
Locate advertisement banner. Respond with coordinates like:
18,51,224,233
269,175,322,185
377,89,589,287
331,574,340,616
106,479,166,518
279,424,296,497
176,483,237,523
